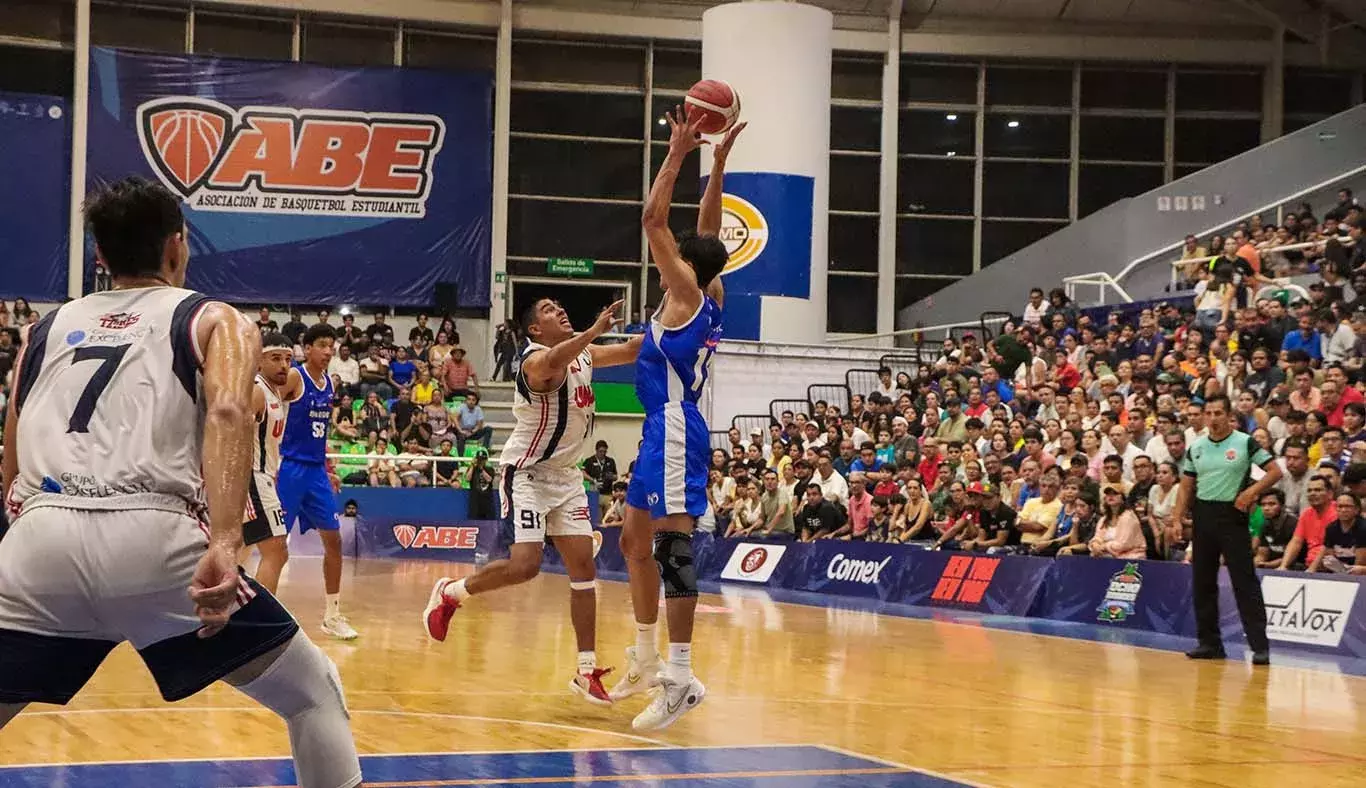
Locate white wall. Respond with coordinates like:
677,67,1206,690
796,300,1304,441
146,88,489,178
709,339,894,428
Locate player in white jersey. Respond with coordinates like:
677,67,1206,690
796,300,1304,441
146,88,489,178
0,178,361,788
423,298,641,705
241,332,304,594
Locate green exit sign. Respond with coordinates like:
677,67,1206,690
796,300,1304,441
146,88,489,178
547,257,595,276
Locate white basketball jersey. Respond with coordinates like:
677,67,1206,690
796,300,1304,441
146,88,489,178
9,287,216,511
253,374,288,478
498,342,595,471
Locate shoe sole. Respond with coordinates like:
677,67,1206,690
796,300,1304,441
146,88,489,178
632,679,706,731
421,576,455,643
568,678,612,706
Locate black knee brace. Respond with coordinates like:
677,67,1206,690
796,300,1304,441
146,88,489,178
653,530,697,599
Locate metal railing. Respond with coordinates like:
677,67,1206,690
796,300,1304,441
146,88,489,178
1062,271,1134,305
327,451,488,488
1165,236,1358,289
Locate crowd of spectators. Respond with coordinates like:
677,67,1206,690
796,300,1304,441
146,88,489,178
700,206,1366,575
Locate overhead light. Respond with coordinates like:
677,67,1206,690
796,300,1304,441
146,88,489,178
1007,120,1021,128
658,117,667,126
945,113,958,121
946,151,957,157
339,305,353,316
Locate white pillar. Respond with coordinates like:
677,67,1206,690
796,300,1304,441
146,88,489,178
701,1,832,344
67,0,91,299
490,0,512,323
876,3,901,336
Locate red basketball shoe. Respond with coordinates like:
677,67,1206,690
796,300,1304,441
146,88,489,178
569,668,614,706
422,577,461,643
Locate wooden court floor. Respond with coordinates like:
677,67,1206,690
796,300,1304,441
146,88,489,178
3,556,1365,787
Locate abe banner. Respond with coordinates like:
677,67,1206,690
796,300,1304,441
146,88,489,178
0,92,70,300
86,48,491,306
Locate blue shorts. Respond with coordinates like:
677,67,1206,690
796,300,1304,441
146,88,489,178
626,403,710,520
277,460,339,534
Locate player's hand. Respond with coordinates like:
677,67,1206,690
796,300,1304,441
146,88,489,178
666,106,707,156
713,121,747,164
1233,488,1258,512
189,542,240,638
592,299,625,335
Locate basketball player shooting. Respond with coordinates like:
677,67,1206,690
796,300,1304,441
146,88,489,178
277,323,360,640
423,299,643,705
240,333,304,594
0,177,361,788
612,109,745,730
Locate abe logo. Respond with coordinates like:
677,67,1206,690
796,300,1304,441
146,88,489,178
720,543,786,583
392,524,479,550
718,193,769,275
136,97,445,219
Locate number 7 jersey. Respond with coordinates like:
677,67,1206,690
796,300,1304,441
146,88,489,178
634,295,723,412
8,287,217,511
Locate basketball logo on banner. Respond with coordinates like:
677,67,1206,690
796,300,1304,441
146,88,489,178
135,96,446,218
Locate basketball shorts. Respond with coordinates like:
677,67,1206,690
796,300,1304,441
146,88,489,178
501,465,593,545
242,471,287,547
0,495,298,705
277,459,339,534
626,402,710,520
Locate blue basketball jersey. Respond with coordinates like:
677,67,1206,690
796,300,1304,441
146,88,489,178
635,296,723,413
280,365,333,465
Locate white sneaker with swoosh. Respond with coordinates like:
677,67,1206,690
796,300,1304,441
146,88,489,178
608,646,660,701
631,675,705,731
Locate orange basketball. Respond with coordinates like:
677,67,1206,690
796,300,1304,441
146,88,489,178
684,79,741,135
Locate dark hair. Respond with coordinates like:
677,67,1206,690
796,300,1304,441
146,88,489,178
84,177,185,278
261,332,292,349
872,496,889,508
519,298,550,335
1260,488,1286,504
1103,453,1124,466
301,323,336,346
676,230,728,288
612,481,628,492
1203,393,1232,412
595,440,609,450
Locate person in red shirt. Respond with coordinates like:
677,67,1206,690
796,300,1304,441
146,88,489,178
826,473,873,540
1279,475,1338,570
917,438,944,486
1322,370,1364,428
1051,348,1082,393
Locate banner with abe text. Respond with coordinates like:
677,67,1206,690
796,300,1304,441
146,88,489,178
87,48,492,307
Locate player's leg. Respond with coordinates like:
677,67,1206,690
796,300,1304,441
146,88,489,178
547,476,611,704
615,448,665,701
245,474,290,595
254,536,290,596
297,468,356,640
423,467,545,642
224,633,361,788
0,508,120,720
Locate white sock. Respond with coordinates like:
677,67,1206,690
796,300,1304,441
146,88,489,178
577,651,596,674
665,642,691,684
635,622,657,659
325,593,341,619
444,578,471,602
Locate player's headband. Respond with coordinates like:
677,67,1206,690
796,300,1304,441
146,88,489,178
263,340,293,354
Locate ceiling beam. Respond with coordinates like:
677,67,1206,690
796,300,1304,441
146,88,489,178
1224,0,1317,42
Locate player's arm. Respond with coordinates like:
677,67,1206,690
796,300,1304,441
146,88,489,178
252,384,265,422
524,300,624,390
697,121,747,237
199,305,260,549
588,334,643,369
643,107,705,304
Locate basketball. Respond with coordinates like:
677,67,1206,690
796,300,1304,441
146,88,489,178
684,79,741,135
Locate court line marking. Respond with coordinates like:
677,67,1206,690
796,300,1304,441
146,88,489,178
818,744,993,788
248,766,909,788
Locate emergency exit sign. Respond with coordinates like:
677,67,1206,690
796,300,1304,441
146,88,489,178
547,257,595,276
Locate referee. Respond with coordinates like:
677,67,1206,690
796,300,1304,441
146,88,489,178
1172,394,1281,665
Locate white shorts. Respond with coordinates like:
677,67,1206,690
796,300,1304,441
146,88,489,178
243,471,286,546
0,494,297,704
500,465,593,545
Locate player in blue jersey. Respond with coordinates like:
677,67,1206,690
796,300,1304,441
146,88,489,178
277,323,358,640
613,108,746,730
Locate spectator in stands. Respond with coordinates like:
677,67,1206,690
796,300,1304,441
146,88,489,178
365,310,394,347
409,313,434,345
428,330,455,373
1281,313,1322,362
1088,485,1146,559
441,347,479,400
425,396,451,449
389,386,420,438
825,473,872,540
797,484,844,542
0,332,15,385
432,440,460,487
389,346,418,392
452,392,492,455
368,434,401,488
752,469,795,541
1279,476,1337,571
411,368,440,406
1252,489,1297,568
338,313,367,355
328,344,361,398
466,452,496,517
256,307,278,334
331,394,359,442
400,408,434,455
357,391,389,438
602,481,628,526
492,320,519,381
1023,288,1047,329
280,310,307,345
358,346,393,401
582,440,619,502
726,478,764,538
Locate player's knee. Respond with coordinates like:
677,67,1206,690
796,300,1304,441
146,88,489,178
620,518,653,561
653,530,698,599
261,538,289,564
509,552,542,583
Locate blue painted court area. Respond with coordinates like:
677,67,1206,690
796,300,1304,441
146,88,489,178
0,745,970,787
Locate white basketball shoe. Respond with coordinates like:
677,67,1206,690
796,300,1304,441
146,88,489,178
608,646,661,701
